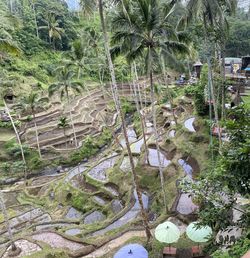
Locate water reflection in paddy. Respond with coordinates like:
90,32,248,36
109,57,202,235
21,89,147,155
88,155,119,181
119,128,137,148
169,130,176,138
184,117,196,132
91,190,149,236
147,148,171,168
130,138,144,154
178,159,193,178
120,156,138,172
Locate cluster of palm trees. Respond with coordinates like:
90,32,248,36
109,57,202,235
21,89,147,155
49,65,85,147
0,0,237,251
78,0,237,242
180,0,237,150
76,0,188,240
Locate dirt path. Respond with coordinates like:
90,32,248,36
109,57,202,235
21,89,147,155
82,230,151,258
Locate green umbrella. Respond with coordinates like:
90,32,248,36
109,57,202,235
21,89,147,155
155,221,180,243
186,222,212,243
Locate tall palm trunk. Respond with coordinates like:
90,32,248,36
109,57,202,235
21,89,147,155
9,0,13,13
0,192,16,251
32,110,42,159
221,45,226,120
98,0,151,241
207,55,222,148
149,70,168,213
98,67,106,99
63,127,68,148
161,56,177,124
144,82,147,106
204,33,222,150
4,100,27,183
31,0,39,38
49,35,52,45
78,69,90,95
131,75,149,165
133,62,143,109
66,91,78,147
99,110,120,147
207,58,214,160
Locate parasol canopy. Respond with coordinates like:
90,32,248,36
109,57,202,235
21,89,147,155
114,243,148,258
186,222,212,243
155,221,180,243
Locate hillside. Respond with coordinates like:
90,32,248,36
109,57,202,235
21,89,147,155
0,1,249,258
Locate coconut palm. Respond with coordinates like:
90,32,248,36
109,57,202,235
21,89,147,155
19,93,48,159
69,40,87,79
131,66,149,165
180,0,237,148
49,66,84,148
80,0,152,241
111,0,189,213
38,11,64,49
30,0,39,38
79,0,97,16
58,116,69,139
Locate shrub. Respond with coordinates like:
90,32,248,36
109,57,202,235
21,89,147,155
5,142,30,158
11,161,25,173
0,120,20,129
212,237,250,258
121,97,136,114
80,136,98,157
68,129,112,165
71,192,90,213
184,84,197,96
0,162,11,173
95,128,112,148
28,155,43,170
23,66,49,83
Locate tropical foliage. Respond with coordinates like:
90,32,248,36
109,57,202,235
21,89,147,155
0,0,249,256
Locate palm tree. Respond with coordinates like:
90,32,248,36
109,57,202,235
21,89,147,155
180,0,237,148
30,0,39,38
19,93,48,159
66,40,92,94
160,56,178,125
131,66,149,165
49,66,84,148
83,26,109,97
58,116,69,145
111,0,189,213
38,11,64,49
69,40,86,79
80,0,152,241
79,0,97,16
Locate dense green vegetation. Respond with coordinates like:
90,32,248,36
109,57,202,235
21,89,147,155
0,0,249,257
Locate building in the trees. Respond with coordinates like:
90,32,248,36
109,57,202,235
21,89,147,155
224,57,242,74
